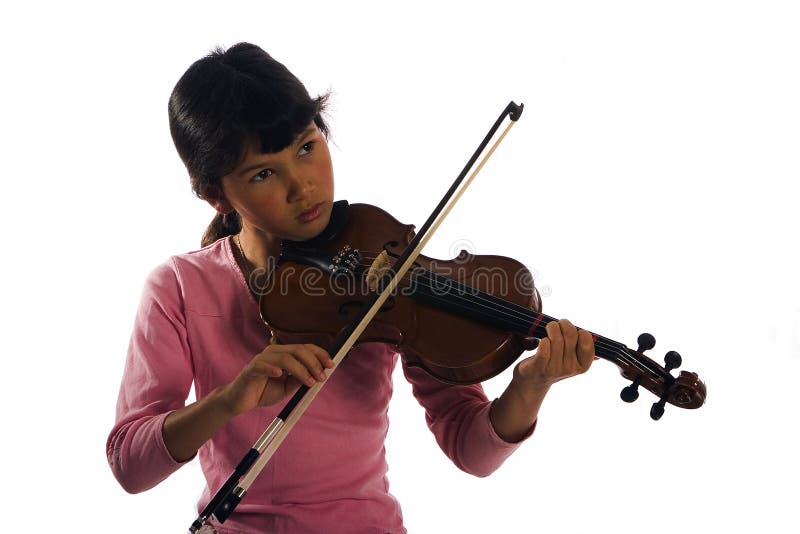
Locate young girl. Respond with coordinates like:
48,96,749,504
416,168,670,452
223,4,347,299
106,42,595,534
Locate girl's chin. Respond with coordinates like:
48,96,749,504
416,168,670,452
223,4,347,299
289,211,332,241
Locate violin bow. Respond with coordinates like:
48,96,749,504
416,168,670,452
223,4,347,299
189,101,525,532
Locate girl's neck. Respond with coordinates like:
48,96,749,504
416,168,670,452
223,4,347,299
235,227,280,273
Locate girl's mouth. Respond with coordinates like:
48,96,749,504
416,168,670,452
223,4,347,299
297,203,322,223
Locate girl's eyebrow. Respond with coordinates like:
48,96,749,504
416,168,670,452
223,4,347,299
236,126,318,178
294,125,317,144
237,158,271,178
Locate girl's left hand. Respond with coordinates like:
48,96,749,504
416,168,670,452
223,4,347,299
514,318,595,389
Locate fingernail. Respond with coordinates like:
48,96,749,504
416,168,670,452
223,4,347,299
317,372,326,381
306,377,317,386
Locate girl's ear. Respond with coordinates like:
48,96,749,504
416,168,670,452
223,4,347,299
200,184,234,214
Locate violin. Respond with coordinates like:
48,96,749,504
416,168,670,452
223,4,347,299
190,101,706,532
258,200,706,414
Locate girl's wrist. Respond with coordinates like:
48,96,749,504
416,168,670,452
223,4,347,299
491,379,550,443
211,384,241,418
508,375,551,406
163,386,238,462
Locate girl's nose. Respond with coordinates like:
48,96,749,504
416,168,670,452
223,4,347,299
286,173,315,201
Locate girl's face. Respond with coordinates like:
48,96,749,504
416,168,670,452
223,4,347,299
217,123,335,243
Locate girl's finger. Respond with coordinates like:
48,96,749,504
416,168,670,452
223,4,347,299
559,318,578,368
288,345,330,380
544,321,564,367
278,354,321,387
577,330,595,371
251,360,284,378
304,344,335,369
263,345,325,382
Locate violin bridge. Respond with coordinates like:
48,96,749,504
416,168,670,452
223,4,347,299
365,250,392,293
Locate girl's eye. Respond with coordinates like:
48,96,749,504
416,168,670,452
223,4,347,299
299,141,315,156
251,168,273,182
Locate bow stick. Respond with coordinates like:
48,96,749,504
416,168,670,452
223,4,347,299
189,101,524,532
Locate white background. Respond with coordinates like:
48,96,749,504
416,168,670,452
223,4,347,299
1,1,798,532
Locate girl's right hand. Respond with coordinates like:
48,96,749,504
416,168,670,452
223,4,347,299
219,343,334,416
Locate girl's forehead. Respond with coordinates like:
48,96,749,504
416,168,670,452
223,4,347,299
254,124,319,156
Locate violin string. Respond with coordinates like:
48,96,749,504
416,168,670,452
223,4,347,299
351,249,580,335
410,275,660,379
351,249,579,337
316,248,665,381
413,275,647,372
412,269,666,378
348,252,661,379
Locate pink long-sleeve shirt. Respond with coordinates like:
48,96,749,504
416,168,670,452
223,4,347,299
107,236,530,533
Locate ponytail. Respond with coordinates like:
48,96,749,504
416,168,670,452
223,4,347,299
202,211,241,248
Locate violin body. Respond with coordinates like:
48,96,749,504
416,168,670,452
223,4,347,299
260,202,539,384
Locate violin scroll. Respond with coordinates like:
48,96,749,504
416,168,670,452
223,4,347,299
616,333,706,420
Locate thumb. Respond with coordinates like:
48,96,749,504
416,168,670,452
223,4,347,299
521,336,540,351
517,337,550,376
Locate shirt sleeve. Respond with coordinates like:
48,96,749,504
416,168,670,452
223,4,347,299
106,259,194,493
401,361,535,478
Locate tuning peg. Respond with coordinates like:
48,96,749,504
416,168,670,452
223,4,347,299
620,376,641,403
650,394,668,420
664,350,682,372
637,333,656,352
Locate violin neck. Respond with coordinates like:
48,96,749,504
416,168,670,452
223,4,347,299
409,268,632,367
